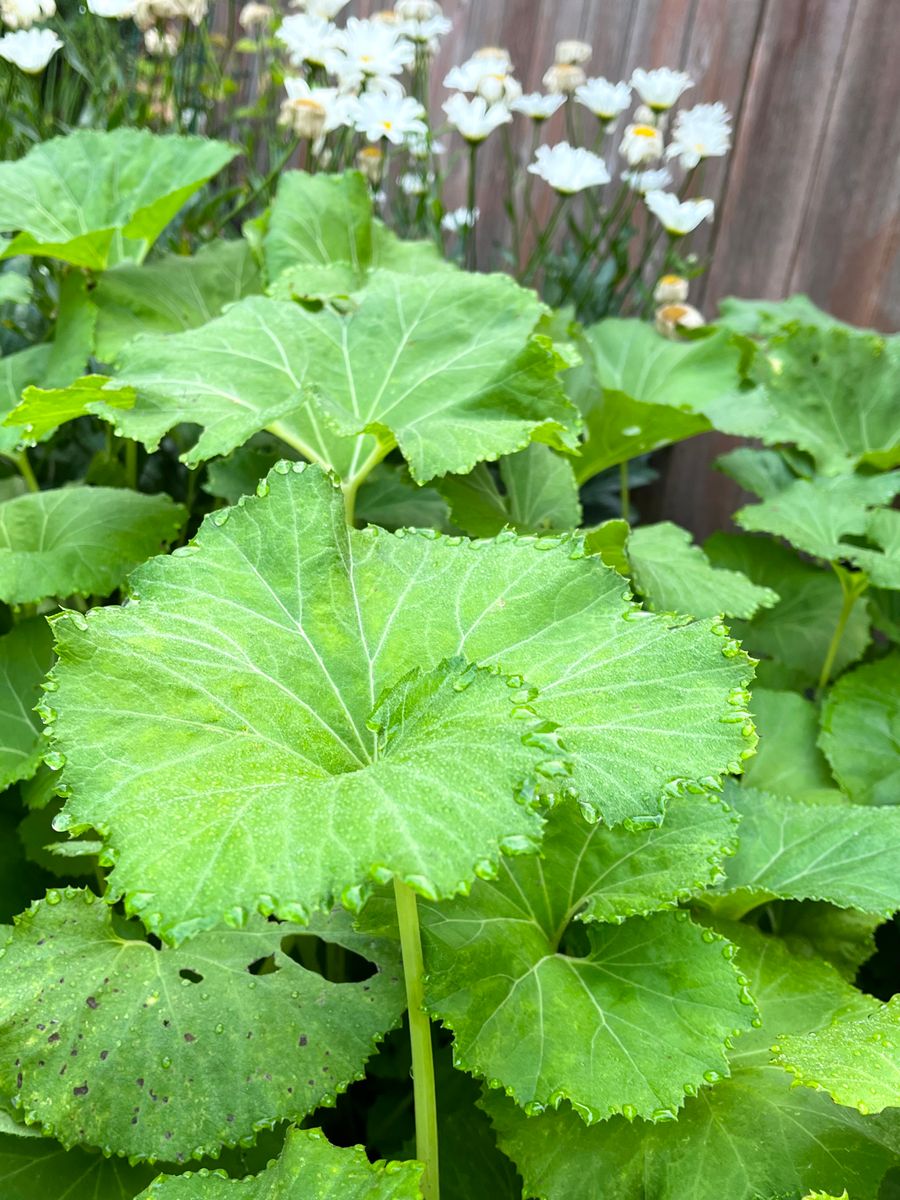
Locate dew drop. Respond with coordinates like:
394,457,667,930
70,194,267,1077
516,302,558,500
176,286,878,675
45,890,62,907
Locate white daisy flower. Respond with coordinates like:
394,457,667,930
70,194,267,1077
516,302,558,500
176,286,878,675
281,77,357,137
528,142,611,194
542,62,585,94
444,55,521,105
0,26,61,71
665,101,732,169
336,16,415,88
354,92,427,145
630,67,693,112
0,0,55,28
472,44,510,67
441,206,479,233
277,13,342,71
654,274,690,303
399,170,433,196
554,38,591,65
655,302,705,338
238,2,273,30
510,92,565,122
645,190,714,236
87,0,135,14
621,166,672,193
619,122,664,166
574,76,631,121
395,0,450,42
290,0,347,16
442,92,511,143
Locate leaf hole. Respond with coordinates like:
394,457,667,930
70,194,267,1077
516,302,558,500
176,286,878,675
280,934,377,983
178,968,204,984
247,954,280,976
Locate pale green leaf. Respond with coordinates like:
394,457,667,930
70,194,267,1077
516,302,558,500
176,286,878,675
0,619,52,791
93,241,262,362
705,533,871,687
484,922,898,1200
0,1131,156,1200
50,463,754,941
713,785,900,918
420,795,747,1121
774,995,900,1115
355,463,450,532
582,519,629,575
43,272,96,390
735,473,900,565
269,233,448,303
137,1127,422,1198
0,889,405,1161
0,131,238,270
103,272,579,480
625,522,779,619
0,273,32,307
717,294,851,338
848,508,900,590
573,320,765,481
7,376,135,446
439,445,582,537
716,446,797,499
750,326,900,474
742,688,837,800
0,487,186,604
819,653,900,805
263,170,374,282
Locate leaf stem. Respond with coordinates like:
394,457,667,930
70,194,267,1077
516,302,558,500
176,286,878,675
816,563,868,697
124,439,138,491
619,461,630,523
13,450,39,493
393,878,439,1200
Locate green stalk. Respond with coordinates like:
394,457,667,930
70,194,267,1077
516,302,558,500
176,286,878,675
13,451,39,493
124,439,138,491
394,878,439,1200
619,461,629,522
464,141,478,270
212,135,301,234
520,194,567,284
817,564,868,696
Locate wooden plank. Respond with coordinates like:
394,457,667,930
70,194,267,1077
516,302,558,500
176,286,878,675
700,0,856,315
785,0,900,331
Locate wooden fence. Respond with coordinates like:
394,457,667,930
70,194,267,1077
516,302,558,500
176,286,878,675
351,0,900,534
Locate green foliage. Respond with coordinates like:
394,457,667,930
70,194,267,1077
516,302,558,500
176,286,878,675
0,131,237,270
7,376,135,446
819,653,900,804
136,1127,423,1198
0,890,403,1161
0,619,53,791
48,463,752,942
0,487,186,604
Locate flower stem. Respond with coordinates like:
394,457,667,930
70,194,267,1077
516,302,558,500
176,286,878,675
394,878,439,1200
465,142,478,271
817,564,868,696
619,461,629,522
520,194,567,284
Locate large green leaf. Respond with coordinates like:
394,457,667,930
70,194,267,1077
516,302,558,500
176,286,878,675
0,131,238,270
93,241,262,363
438,444,582,537
750,326,900,474
0,487,186,605
100,271,579,481
704,533,871,687
735,473,900,569
6,375,135,446
572,320,766,481
0,1130,156,1200
763,901,881,983
624,522,779,619
774,995,900,1115
716,445,798,499
0,889,404,1161
49,463,754,942
420,795,749,1121
741,688,837,800
137,1126,422,1198
0,618,53,791
263,171,374,283
717,294,852,339
711,785,900,918
819,653,900,805
485,923,900,1200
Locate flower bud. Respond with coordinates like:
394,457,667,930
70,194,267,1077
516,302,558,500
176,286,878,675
653,274,689,303
555,38,591,65
239,2,273,30
655,302,705,338
356,144,385,184
278,96,327,140
542,62,586,95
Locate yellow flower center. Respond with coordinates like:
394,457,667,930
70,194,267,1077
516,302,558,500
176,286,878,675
292,98,326,114
660,274,683,286
382,120,394,130
360,146,383,161
633,125,657,138
660,304,689,321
